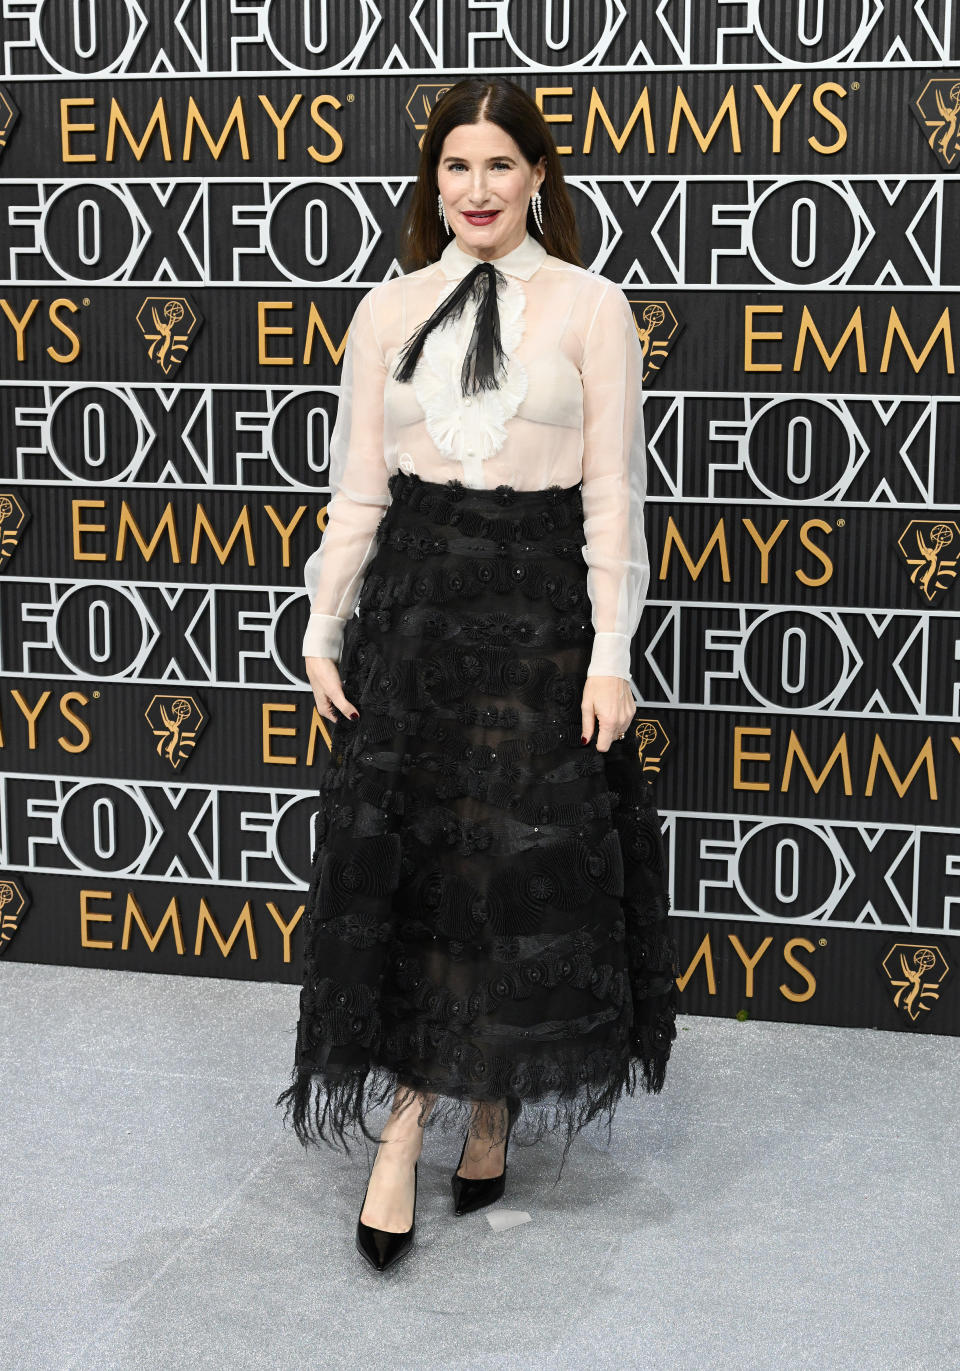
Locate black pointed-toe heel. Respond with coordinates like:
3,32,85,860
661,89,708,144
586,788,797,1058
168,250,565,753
451,1095,521,1216
355,1160,418,1272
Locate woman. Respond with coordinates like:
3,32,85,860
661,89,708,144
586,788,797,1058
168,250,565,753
276,75,679,1272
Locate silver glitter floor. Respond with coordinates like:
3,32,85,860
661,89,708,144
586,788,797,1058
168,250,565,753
1,959,955,1371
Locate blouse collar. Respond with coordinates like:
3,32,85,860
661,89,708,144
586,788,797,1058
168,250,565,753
438,231,547,281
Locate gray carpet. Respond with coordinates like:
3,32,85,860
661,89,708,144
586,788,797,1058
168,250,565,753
1,960,955,1371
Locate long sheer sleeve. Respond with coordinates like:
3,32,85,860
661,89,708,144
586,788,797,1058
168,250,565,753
579,281,649,706
302,289,391,660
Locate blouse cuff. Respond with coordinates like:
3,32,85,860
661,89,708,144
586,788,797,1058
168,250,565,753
586,631,632,681
302,612,347,661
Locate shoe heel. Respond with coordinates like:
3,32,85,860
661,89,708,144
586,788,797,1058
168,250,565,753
356,1159,418,1272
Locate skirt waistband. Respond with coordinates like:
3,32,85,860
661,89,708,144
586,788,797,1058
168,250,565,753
387,469,583,515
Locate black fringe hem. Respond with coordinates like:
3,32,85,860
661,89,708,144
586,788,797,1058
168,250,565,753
275,1017,676,1188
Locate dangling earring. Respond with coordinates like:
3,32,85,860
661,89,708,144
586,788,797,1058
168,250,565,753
531,187,544,235
438,191,451,235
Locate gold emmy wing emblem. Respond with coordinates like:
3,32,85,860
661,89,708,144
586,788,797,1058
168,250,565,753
0,85,19,154
405,84,455,147
0,492,29,571
628,718,670,776
135,296,201,376
896,519,960,604
627,298,684,386
145,694,208,770
912,78,960,170
881,943,950,1022
0,879,29,955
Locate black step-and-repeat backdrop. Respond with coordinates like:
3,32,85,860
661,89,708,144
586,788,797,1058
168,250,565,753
1,3,958,1037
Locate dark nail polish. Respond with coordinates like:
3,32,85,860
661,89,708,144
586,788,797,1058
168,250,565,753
581,736,588,745
350,712,359,720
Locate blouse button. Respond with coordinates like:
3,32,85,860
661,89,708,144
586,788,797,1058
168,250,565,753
464,398,473,407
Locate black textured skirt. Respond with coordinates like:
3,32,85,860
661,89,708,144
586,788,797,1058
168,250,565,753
276,469,679,1180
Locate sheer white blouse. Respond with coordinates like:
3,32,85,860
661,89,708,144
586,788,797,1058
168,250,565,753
302,230,649,706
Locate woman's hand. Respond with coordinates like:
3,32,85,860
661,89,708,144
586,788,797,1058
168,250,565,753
581,675,636,752
305,656,359,725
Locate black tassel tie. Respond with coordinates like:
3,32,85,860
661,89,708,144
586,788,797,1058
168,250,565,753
392,259,508,395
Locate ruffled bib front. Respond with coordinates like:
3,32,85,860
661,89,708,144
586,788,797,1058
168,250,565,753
411,272,528,486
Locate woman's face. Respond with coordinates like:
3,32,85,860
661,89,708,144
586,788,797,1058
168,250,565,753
436,117,546,261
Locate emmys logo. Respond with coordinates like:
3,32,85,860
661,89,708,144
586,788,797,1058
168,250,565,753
911,78,960,170
145,694,208,770
0,85,19,154
626,298,684,386
0,492,29,570
135,296,202,375
0,879,29,955
897,519,960,603
628,718,670,776
881,943,950,1022
405,84,455,146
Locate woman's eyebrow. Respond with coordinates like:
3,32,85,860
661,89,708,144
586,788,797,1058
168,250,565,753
440,154,516,163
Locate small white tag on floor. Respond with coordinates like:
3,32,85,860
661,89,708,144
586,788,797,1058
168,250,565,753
486,1208,531,1232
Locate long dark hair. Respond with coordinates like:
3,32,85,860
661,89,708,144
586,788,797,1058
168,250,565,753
397,76,583,271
